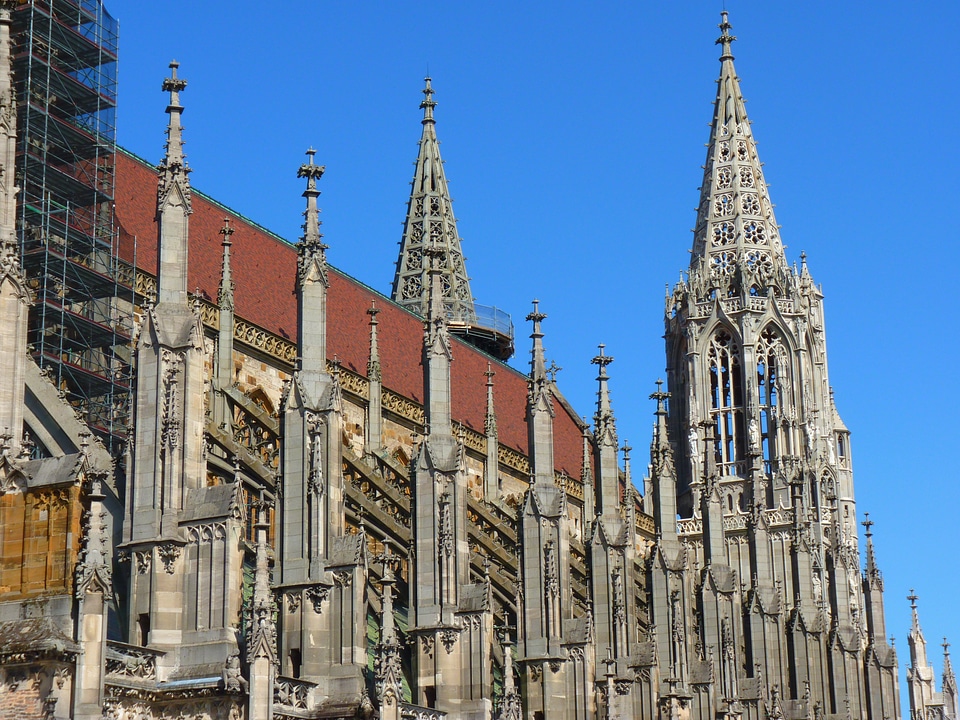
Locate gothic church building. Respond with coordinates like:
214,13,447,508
0,5,956,720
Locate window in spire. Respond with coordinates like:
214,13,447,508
708,329,744,476
756,326,786,473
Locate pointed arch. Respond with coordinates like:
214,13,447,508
755,324,789,472
706,325,745,475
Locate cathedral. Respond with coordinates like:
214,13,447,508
0,3,956,720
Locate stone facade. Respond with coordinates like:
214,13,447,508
1,10,956,720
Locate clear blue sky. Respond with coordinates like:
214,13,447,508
105,0,959,697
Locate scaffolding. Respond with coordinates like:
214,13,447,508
13,0,131,454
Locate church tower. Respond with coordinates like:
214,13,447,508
656,13,898,720
392,78,514,360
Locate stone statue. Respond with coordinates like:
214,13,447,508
222,650,247,692
748,418,760,453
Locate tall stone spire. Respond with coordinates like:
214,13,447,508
585,348,643,716
0,0,27,453
483,363,499,502
689,11,789,298
392,78,475,322
497,627,522,720
526,300,554,485
409,229,493,719
907,591,941,720
214,218,235,430
277,148,366,706
123,61,211,669
375,544,403,720
592,344,619,515
365,301,383,455
156,61,192,306
247,497,277,720
517,301,591,720
581,424,595,522
296,148,328,374
945,640,959,720
860,516,900,720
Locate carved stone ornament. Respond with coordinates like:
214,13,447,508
305,585,329,613
440,629,459,654
157,543,182,573
134,550,151,575
419,634,435,657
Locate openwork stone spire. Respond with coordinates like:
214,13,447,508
392,78,475,322
690,12,789,298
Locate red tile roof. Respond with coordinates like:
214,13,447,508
115,150,586,476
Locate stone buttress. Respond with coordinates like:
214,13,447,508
517,302,593,720
276,150,368,706
585,346,646,718
121,63,245,676
408,244,493,719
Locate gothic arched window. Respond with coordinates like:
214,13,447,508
708,328,744,475
756,326,786,471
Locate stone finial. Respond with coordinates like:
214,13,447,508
160,61,188,170
367,301,381,381
592,343,615,424
296,148,328,272
218,218,235,310
650,378,670,415
484,363,497,434
716,11,736,61
421,76,437,125
526,299,548,382
496,624,522,720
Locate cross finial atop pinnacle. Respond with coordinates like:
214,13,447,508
298,147,327,255
485,362,495,383
908,590,918,609
547,360,562,383
421,76,437,124
219,217,234,245
298,147,325,189
650,378,671,414
162,60,187,101
862,512,874,537
367,299,380,321
591,343,614,376
716,11,736,61
526,298,546,325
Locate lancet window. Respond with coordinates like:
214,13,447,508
708,328,744,475
756,326,785,472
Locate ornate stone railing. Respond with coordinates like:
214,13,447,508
677,518,703,536
274,676,316,711
401,702,447,720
